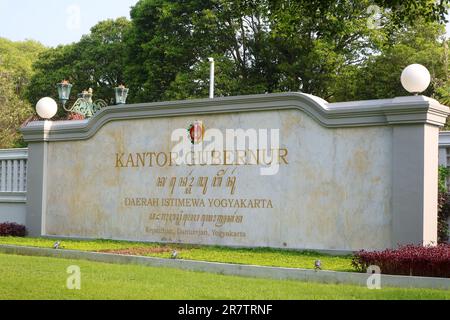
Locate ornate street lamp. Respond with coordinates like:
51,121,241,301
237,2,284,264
56,80,72,109
114,85,129,105
55,80,129,118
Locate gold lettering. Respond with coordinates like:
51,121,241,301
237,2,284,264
147,152,157,167
126,154,137,167
279,148,289,165
136,153,146,167
211,150,221,165
261,149,273,165
223,150,232,166
247,149,259,165
169,152,179,166
115,153,125,168
156,152,168,167
115,149,289,168
236,150,246,165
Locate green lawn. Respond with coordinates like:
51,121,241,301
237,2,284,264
0,253,448,300
0,237,353,272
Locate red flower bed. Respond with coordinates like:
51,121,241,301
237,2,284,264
0,222,26,237
352,244,450,278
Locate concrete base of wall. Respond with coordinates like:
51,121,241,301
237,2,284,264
0,244,448,290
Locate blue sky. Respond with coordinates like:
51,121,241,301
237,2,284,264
0,0,139,47
0,1,449,47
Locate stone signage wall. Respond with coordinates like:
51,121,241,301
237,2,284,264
22,93,450,252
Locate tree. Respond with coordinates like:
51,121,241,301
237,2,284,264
26,0,450,107
27,18,131,113
265,0,383,99
375,0,449,25
125,0,222,103
338,21,449,102
162,55,245,100
126,0,375,101
155,0,276,100
0,38,45,148
127,0,450,102
0,75,34,148
26,44,77,115
73,17,131,104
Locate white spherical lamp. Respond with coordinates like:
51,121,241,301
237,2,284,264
401,64,431,94
36,97,58,119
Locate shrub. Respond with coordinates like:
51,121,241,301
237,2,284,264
438,166,450,244
352,244,450,278
0,222,26,237
438,192,450,243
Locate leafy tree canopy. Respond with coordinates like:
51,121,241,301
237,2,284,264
27,17,131,111
0,38,45,148
24,0,450,112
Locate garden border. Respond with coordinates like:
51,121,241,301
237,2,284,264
0,244,448,290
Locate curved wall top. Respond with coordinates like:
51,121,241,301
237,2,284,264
21,92,450,142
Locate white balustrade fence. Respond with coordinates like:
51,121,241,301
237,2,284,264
0,148,28,224
0,148,28,193
439,132,450,190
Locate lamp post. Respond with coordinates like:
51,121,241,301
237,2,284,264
114,85,129,105
208,57,215,99
55,81,129,118
401,64,431,95
35,97,56,211
35,97,57,141
56,80,72,109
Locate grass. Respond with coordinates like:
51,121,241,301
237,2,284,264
0,253,448,300
0,237,353,272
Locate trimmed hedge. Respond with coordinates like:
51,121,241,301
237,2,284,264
0,222,26,237
352,244,450,278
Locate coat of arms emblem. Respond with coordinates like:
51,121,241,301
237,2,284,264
188,121,205,144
